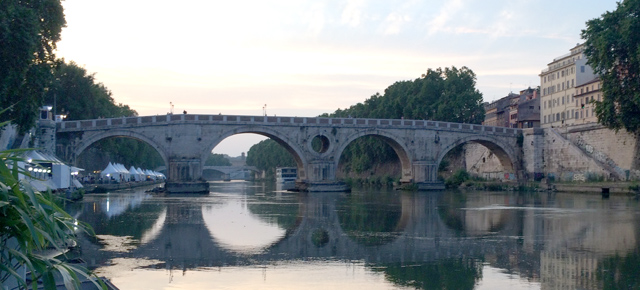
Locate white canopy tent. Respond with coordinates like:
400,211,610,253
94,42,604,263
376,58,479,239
129,166,144,181
100,162,121,180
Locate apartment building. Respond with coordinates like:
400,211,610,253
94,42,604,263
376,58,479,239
483,87,540,128
539,44,596,128
573,77,601,125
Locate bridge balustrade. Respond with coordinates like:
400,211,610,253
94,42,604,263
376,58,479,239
57,114,520,136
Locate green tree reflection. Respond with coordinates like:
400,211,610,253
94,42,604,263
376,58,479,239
437,191,467,234
374,258,483,289
247,195,301,232
598,250,640,290
337,191,402,246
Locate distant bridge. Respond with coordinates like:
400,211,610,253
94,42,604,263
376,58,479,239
52,114,523,192
156,165,259,175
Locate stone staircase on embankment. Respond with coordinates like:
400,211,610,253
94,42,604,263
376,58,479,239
550,128,625,181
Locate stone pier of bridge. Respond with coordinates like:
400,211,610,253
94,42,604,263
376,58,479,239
52,114,523,193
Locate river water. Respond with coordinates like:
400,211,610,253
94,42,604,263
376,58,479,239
65,181,640,290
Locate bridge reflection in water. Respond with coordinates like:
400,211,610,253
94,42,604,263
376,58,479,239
70,183,640,289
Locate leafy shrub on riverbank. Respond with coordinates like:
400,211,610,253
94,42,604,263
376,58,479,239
0,149,104,289
343,175,398,188
445,169,471,188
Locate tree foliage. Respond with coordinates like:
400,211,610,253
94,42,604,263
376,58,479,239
0,0,65,132
246,139,295,176
321,66,484,123
0,149,103,290
45,62,164,170
205,153,232,166
582,0,640,133
44,61,136,120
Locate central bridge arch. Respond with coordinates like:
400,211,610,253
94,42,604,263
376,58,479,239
202,126,309,181
334,130,414,182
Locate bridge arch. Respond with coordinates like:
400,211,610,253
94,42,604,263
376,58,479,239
435,134,519,177
334,130,413,179
73,129,169,168
202,126,308,179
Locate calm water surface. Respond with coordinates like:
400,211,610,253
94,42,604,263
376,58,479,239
66,181,640,290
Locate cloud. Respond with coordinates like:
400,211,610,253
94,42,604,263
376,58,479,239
341,0,365,27
382,12,412,35
428,0,464,35
306,3,326,36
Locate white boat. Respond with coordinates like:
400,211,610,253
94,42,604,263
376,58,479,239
275,167,297,183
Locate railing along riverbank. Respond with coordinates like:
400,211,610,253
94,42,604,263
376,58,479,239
83,180,164,193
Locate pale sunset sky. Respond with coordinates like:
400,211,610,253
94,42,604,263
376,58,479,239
56,0,618,156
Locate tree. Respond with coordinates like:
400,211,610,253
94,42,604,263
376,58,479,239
0,0,65,132
246,139,295,176
582,0,640,133
323,66,485,123
44,61,136,120
205,153,232,166
45,62,164,171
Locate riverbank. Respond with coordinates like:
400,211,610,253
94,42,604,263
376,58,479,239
83,180,164,193
549,181,640,195
456,180,640,195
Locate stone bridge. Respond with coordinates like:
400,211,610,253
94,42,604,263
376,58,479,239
54,114,523,192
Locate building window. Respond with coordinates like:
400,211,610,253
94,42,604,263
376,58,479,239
544,116,546,123
581,66,585,73
572,79,574,87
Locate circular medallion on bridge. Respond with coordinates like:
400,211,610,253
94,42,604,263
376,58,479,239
311,135,330,153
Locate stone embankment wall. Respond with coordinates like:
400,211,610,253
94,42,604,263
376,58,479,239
465,144,504,180
560,124,640,180
540,127,615,181
464,124,640,181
